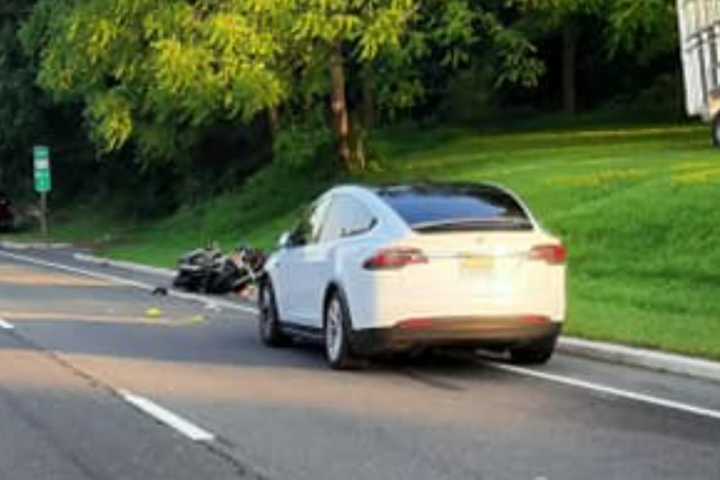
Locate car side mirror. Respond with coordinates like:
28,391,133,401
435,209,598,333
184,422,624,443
278,231,292,249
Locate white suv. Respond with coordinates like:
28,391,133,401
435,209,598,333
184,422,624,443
259,183,566,369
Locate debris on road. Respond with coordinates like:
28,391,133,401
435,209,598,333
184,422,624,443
173,244,266,296
145,308,164,318
152,287,168,296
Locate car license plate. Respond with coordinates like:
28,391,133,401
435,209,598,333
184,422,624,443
460,255,517,296
460,256,494,273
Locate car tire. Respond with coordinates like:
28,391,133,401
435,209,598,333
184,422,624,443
713,113,720,148
510,334,558,365
324,291,364,370
258,281,290,347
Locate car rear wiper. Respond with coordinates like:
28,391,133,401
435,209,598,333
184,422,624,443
412,217,532,232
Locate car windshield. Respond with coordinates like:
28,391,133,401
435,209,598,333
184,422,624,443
376,184,533,232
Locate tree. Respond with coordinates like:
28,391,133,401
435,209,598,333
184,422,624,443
21,0,417,171
0,1,62,198
606,0,677,61
23,0,550,173
510,0,604,114
286,0,546,169
510,0,677,114
22,0,290,162
284,0,418,171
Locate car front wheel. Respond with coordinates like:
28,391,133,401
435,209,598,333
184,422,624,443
258,282,290,347
324,292,363,370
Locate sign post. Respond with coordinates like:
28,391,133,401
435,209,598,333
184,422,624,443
33,146,52,237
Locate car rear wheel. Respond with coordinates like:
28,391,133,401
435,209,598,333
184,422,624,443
258,282,290,347
510,334,558,365
324,292,363,370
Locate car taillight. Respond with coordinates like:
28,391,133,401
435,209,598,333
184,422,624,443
530,244,567,265
521,315,551,325
363,247,428,270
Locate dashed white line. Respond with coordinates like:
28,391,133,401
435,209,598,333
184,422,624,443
0,318,15,330
492,363,720,421
0,249,258,314
120,390,215,442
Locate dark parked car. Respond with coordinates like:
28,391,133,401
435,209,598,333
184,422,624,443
0,193,15,231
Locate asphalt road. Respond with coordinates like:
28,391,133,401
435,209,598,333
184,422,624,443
0,246,719,480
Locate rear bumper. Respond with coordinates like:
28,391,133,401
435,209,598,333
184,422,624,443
350,316,562,355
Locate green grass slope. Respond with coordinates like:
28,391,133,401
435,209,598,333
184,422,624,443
12,122,720,359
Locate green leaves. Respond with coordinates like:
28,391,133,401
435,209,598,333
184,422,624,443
22,0,420,158
607,0,676,60
510,0,677,59
87,89,134,152
20,0,578,165
23,0,294,156
480,11,546,88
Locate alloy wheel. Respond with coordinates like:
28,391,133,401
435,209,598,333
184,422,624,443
326,299,343,362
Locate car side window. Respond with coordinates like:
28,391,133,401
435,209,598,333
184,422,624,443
343,198,377,238
292,198,331,246
320,195,377,243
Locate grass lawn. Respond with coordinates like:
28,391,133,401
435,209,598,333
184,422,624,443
6,121,720,360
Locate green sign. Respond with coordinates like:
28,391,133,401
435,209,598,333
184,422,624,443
33,146,52,193
34,145,49,159
35,170,52,193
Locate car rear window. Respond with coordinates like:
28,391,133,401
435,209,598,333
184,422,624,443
376,184,532,232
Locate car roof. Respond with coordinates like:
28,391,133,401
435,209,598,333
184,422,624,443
330,182,517,200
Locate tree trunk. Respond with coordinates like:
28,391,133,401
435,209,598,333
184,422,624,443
361,65,376,130
675,66,686,118
562,23,577,115
329,44,354,171
268,107,280,136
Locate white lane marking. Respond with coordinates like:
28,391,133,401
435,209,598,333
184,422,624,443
0,250,258,315
0,318,15,330
120,390,215,442
73,253,175,279
492,363,720,421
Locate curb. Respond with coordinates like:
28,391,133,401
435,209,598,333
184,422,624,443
556,337,720,384
1,240,71,250
72,252,720,385
73,253,175,278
